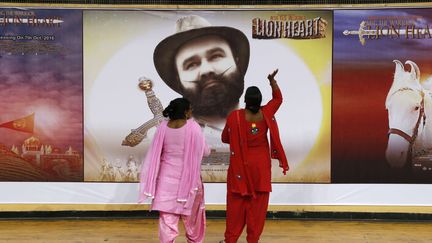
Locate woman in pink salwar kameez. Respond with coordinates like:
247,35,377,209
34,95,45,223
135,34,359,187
139,98,210,243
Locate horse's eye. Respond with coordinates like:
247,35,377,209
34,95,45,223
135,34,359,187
414,106,420,111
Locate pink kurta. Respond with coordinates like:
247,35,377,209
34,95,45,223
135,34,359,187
152,126,201,215
140,119,209,216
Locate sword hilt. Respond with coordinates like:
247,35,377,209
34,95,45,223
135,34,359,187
122,77,164,147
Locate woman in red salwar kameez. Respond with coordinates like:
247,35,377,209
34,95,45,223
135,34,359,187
221,69,289,243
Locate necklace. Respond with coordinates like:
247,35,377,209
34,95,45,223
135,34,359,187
251,122,259,135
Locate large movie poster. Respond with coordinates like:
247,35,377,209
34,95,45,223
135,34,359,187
0,9,83,181
333,9,432,183
84,10,332,183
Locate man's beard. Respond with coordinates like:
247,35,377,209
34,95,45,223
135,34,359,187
181,69,244,119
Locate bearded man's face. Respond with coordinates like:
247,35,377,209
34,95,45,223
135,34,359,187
175,35,244,118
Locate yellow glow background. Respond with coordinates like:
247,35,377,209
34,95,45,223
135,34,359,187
271,11,332,182
84,10,332,183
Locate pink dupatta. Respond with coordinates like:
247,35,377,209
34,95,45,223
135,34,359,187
138,119,210,211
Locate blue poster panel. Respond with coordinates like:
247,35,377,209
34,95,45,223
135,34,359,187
333,9,432,183
0,9,83,181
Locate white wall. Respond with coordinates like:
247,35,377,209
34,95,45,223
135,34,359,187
1,182,431,206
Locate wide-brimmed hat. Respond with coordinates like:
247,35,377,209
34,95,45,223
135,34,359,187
153,15,250,94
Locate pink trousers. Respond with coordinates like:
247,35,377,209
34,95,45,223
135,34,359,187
158,191,206,243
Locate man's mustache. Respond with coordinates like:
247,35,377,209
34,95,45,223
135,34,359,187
188,66,233,84
218,66,233,77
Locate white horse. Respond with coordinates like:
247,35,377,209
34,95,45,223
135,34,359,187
385,60,432,168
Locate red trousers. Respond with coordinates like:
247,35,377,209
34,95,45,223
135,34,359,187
224,191,270,243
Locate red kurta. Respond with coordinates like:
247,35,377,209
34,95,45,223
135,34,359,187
221,88,289,197
245,119,271,192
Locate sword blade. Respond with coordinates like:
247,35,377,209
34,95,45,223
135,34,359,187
344,28,432,36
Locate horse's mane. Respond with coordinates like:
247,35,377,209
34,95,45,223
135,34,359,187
385,65,423,109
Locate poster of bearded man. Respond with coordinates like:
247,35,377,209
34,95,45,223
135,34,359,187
83,10,332,183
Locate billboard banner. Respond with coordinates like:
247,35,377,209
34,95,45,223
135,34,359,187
0,9,83,181
333,9,432,183
83,10,332,183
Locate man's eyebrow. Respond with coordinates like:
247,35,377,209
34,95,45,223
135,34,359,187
182,55,199,68
206,47,226,55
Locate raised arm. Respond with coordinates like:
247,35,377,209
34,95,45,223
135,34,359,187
268,69,280,91
265,69,283,112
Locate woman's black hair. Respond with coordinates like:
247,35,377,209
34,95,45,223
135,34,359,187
244,86,262,114
162,97,191,120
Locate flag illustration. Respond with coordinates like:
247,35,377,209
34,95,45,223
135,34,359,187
0,113,35,133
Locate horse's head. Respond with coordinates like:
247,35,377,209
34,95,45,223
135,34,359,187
385,60,426,168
